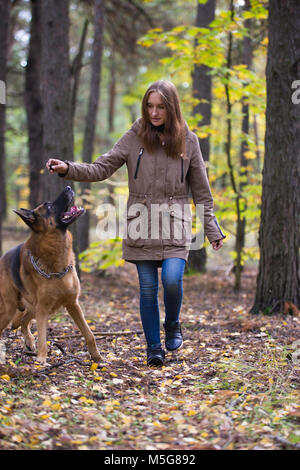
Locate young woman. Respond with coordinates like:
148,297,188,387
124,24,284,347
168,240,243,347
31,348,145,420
46,80,225,367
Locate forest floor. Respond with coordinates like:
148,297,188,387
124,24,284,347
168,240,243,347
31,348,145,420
0,230,300,451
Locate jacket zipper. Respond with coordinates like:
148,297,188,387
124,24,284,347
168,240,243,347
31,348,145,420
181,158,184,183
134,148,144,179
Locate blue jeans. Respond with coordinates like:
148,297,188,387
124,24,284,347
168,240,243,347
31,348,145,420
135,258,186,348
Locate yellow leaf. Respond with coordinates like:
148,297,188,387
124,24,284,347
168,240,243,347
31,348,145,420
51,403,61,411
42,400,52,407
90,363,98,371
12,434,23,443
153,421,162,427
159,413,170,421
244,150,256,160
85,399,95,405
187,410,197,417
122,416,132,425
0,375,10,381
110,372,118,377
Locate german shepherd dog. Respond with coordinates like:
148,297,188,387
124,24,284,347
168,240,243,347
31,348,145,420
0,186,101,365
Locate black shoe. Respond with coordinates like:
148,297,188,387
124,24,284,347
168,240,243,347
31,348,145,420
147,344,165,366
163,321,183,351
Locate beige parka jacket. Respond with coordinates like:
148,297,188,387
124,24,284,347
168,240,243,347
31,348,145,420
61,119,225,263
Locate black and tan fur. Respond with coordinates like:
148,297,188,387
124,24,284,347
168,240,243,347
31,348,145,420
0,186,101,365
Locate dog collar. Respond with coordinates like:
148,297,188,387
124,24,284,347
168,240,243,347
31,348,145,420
28,251,73,280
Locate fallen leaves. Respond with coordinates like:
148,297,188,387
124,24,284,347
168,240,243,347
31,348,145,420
0,266,300,450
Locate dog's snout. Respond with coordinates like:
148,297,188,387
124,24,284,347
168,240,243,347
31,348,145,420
66,186,72,192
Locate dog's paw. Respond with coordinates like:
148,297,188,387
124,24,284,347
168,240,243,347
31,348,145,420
91,352,102,364
23,344,36,356
36,355,48,366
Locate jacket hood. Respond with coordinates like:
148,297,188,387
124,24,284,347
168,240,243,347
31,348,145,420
130,118,142,134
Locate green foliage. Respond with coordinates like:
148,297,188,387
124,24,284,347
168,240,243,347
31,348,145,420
137,0,267,274
79,238,124,272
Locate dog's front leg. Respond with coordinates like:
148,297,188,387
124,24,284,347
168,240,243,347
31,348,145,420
35,310,48,365
65,301,101,363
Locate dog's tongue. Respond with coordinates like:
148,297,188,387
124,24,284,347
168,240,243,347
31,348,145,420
64,206,78,217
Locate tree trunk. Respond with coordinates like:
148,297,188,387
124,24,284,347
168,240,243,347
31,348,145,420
78,0,104,253
40,0,73,201
108,50,116,133
0,0,11,228
71,18,89,121
251,0,300,314
187,0,216,274
234,0,252,290
25,0,43,208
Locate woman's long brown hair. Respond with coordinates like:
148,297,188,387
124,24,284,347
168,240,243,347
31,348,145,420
138,80,187,159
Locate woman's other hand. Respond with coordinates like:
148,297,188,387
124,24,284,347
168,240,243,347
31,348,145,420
211,239,223,251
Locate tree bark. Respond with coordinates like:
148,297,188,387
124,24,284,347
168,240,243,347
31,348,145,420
251,0,300,314
25,0,43,208
40,0,73,201
234,0,252,290
78,0,104,253
0,0,11,229
187,0,216,273
108,50,116,134
71,18,89,121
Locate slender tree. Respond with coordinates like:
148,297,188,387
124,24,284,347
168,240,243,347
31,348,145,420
187,0,216,273
71,17,89,121
78,0,104,253
0,0,11,256
25,0,43,208
40,0,73,201
234,0,252,289
251,0,300,314
0,1,11,219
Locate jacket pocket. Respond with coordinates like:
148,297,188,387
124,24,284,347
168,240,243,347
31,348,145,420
134,148,144,179
125,203,148,247
164,206,192,247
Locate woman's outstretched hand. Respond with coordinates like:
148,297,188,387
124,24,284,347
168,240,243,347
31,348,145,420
211,239,223,251
46,158,68,174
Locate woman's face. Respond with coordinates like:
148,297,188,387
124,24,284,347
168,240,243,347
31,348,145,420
147,91,167,127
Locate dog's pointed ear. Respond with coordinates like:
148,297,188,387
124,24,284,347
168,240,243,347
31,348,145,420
13,208,36,228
